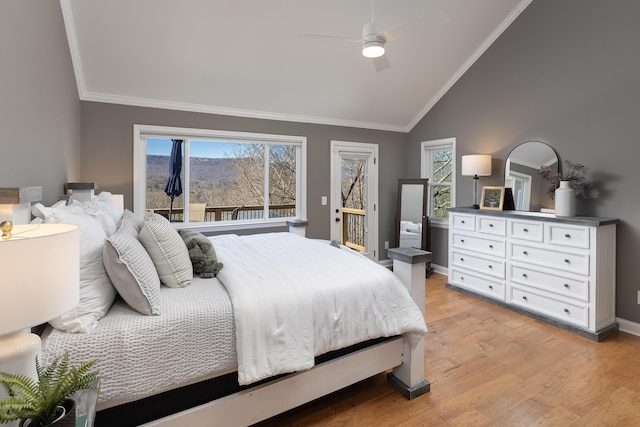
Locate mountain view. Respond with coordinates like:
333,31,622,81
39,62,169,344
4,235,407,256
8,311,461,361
146,155,244,210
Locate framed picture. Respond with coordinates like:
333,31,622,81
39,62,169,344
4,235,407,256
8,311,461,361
480,186,505,211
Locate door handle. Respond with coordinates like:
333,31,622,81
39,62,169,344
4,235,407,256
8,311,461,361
335,218,340,222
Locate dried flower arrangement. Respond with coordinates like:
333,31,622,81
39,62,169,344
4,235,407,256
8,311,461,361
539,160,590,200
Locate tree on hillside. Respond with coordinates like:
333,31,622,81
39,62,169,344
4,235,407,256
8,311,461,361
341,160,366,210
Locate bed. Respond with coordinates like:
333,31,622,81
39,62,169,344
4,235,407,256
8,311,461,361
35,194,429,426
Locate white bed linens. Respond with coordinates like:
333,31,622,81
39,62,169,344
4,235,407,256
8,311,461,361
40,277,236,410
211,233,427,386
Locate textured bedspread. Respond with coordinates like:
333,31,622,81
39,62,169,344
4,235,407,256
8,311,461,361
212,233,427,385
40,278,236,409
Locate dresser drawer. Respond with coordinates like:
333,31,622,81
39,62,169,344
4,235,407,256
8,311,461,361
451,269,505,300
510,265,589,301
477,217,506,236
451,232,506,257
547,224,590,249
451,250,505,279
509,219,544,242
451,213,475,231
510,285,589,328
510,243,589,276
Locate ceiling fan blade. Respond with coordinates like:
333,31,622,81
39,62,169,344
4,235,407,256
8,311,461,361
297,33,360,43
373,54,391,72
383,8,450,41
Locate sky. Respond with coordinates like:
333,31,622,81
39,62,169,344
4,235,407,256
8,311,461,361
147,138,236,159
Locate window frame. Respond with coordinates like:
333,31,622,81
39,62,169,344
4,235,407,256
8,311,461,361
133,124,307,232
421,137,456,228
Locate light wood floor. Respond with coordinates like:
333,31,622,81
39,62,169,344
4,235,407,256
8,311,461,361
256,273,640,426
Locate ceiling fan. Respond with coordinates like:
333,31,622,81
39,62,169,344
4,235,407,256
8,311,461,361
297,1,449,72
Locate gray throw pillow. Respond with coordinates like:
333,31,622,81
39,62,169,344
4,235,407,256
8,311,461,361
139,213,193,288
103,222,161,315
178,229,223,278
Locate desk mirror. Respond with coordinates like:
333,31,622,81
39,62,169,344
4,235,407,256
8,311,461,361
504,141,559,211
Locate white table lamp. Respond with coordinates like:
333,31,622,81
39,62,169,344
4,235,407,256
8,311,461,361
461,155,492,209
0,223,79,381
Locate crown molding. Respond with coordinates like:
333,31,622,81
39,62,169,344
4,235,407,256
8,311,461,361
81,91,408,133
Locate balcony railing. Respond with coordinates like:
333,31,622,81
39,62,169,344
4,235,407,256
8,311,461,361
341,207,365,252
150,204,296,222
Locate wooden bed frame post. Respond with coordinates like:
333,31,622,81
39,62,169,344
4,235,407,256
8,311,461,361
387,247,431,399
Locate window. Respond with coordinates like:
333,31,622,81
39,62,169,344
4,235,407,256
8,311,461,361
421,138,456,226
134,125,306,229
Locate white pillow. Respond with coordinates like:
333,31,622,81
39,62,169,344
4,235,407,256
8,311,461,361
91,191,123,225
104,222,161,315
72,200,117,236
46,209,116,333
71,192,123,236
34,199,118,237
31,200,67,220
139,213,192,288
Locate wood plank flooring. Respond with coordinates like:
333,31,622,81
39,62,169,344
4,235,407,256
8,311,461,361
256,273,640,426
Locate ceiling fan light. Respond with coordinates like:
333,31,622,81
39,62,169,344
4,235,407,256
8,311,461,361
362,40,385,58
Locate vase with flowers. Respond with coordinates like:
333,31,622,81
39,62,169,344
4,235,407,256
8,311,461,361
539,160,590,217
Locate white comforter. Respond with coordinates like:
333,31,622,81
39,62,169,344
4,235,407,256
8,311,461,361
212,233,427,385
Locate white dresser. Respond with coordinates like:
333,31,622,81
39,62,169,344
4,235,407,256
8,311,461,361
447,208,618,341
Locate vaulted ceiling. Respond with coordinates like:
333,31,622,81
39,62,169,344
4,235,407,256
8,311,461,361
61,0,531,132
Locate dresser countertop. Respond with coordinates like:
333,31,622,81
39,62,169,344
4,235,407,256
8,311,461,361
448,207,619,227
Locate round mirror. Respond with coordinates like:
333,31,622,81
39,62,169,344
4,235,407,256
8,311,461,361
504,141,559,212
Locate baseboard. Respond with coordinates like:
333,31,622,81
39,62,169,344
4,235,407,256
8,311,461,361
430,264,447,276
617,318,640,337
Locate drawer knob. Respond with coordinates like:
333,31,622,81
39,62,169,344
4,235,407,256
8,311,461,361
461,220,465,224
460,257,464,262
564,259,570,263
523,251,528,255
523,228,529,232
564,283,570,288
489,224,494,228
564,308,570,313
460,276,464,280
565,233,571,238
522,273,528,278
489,244,494,249
522,296,528,301
488,265,493,269
461,239,465,243
489,285,493,290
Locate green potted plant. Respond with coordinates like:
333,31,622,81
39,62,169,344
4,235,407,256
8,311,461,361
0,352,101,426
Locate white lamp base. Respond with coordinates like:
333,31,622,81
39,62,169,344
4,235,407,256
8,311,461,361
0,331,40,380
0,332,40,427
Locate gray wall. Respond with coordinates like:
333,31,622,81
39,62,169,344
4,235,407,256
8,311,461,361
80,102,407,259
0,1,81,204
408,0,640,323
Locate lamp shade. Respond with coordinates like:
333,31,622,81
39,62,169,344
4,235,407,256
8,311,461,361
461,155,492,177
0,223,79,335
